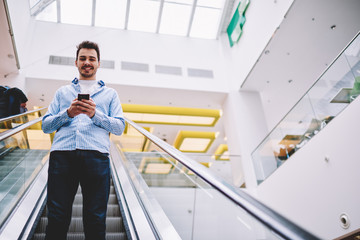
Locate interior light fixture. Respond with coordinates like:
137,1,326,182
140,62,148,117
111,125,153,152
138,156,175,174
214,144,230,161
122,104,221,127
174,130,218,153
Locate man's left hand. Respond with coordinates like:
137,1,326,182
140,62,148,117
77,98,96,118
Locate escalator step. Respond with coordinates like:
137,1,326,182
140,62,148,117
71,204,120,217
73,194,117,204
32,232,127,240
37,217,124,232
76,186,115,194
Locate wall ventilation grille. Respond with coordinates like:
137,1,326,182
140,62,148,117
121,61,149,72
49,55,115,69
155,65,182,76
49,56,214,78
49,56,75,66
187,68,214,78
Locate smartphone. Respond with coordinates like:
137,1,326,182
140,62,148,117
78,94,90,101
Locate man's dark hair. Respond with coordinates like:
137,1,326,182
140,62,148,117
76,41,100,61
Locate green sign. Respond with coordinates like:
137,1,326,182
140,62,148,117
227,0,250,47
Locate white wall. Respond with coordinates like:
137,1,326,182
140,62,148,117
6,0,296,95
256,96,360,239
12,20,231,93
151,187,278,240
222,91,268,189
0,72,27,93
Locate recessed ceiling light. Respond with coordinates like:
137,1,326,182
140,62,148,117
330,25,336,30
174,130,217,153
123,104,221,127
288,79,293,83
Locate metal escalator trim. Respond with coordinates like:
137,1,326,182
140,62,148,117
0,160,48,239
0,117,42,141
117,146,182,240
111,143,182,240
109,142,156,240
124,117,321,240
0,107,47,124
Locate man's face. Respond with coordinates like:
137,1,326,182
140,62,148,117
75,48,100,80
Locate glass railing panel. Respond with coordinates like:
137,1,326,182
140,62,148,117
252,32,360,184
0,107,47,133
116,148,283,240
344,39,360,102
307,53,354,124
0,123,50,227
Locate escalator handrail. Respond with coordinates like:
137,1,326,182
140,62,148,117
0,117,42,142
124,117,320,240
0,107,47,124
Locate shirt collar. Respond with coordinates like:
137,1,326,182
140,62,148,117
72,78,105,86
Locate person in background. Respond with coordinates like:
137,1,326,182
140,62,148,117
0,86,28,118
42,40,125,240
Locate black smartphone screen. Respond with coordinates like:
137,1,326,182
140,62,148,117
78,94,90,100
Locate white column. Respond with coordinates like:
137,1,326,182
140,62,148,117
222,91,269,191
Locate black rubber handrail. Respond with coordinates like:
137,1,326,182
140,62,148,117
124,117,321,240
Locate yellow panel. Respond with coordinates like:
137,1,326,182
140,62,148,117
214,144,230,160
144,163,173,174
174,130,217,153
179,138,211,152
122,104,221,127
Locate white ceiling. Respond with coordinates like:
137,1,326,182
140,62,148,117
242,0,360,92
0,0,18,78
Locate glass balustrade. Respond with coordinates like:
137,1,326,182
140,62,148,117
252,32,360,184
112,142,283,239
0,107,47,133
0,119,51,227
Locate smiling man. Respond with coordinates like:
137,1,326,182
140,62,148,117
42,41,125,240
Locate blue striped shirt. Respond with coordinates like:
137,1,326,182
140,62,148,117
42,78,125,153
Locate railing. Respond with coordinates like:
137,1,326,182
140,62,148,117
115,117,320,240
0,107,47,134
0,112,51,231
251,31,360,184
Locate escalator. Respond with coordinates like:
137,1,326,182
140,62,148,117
0,109,320,240
31,177,127,240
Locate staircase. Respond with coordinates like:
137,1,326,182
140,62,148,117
31,178,128,240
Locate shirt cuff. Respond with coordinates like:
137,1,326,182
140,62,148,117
91,109,104,125
60,109,73,122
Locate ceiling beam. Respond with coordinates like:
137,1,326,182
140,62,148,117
124,0,131,29
56,0,60,23
155,0,164,34
91,0,96,26
30,0,56,16
186,0,197,37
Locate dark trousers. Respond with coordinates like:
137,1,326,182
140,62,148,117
45,150,110,240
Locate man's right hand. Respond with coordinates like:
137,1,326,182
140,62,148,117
67,99,83,118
